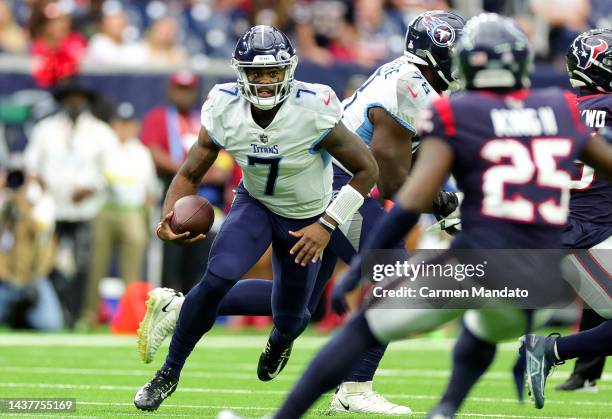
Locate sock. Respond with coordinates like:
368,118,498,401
555,320,612,361
439,325,497,413
274,312,381,419
363,204,420,250
163,272,235,377
218,279,273,316
344,344,387,382
269,313,309,348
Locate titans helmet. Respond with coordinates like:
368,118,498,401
404,10,466,89
454,13,532,90
231,25,298,110
566,28,612,93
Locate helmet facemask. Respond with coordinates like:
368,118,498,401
232,54,298,110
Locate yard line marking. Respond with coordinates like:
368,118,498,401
0,382,609,408
69,402,600,418
0,333,521,351
4,365,612,383
2,415,95,419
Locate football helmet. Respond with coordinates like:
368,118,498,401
566,28,612,93
454,13,532,90
404,10,466,89
231,25,298,110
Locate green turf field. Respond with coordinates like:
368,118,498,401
0,328,610,418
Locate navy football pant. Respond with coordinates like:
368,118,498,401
164,187,322,375
215,192,392,382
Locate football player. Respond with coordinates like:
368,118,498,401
133,25,379,411
271,14,612,419
522,28,612,409
137,10,464,415
555,28,611,394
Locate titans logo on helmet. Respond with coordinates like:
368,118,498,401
421,15,456,47
572,37,609,70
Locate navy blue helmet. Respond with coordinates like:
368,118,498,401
231,25,298,109
404,10,466,89
566,28,612,93
454,13,532,90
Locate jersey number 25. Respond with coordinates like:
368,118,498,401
480,138,572,225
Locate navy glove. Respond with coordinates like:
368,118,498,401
432,191,459,219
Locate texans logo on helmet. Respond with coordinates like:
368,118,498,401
572,37,608,70
421,15,456,47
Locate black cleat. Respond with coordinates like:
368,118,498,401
134,367,179,411
257,330,293,382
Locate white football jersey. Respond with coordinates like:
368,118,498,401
341,56,439,150
201,81,342,219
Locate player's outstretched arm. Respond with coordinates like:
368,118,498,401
157,127,220,243
395,136,453,212
369,108,414,199
288,122,378,266
581,134,612,181
331,136,453,312
320,121,379,197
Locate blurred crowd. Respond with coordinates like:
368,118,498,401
0,0,609,80
0,72,243,331
0,0,609,332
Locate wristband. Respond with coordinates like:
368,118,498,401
325,184,364,225
318,217,336,233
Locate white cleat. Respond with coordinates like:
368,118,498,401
216,409,244,419
330,381,412,415
137,287,184,364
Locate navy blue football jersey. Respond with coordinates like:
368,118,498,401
420,88,591,249
563,93,612,248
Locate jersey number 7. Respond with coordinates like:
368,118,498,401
247,156,281,196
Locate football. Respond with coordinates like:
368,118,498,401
170,195,215,236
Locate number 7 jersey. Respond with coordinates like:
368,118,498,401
419,88,592,248
201,81,342,219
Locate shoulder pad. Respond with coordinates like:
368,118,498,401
291,82,342,131
201,83,239,147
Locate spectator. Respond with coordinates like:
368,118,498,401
29,1,87,58
140,70,233,292
85,102,156,326
143,16,187,66
531,0,591,61
0,0,27,54
184,0,250,58
0,159,63,330
291,0,356,66
85,1,148,66
589,0,611,29
23,78,117,327
354,0,406,65
29,1,87,86
249,0,293,29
